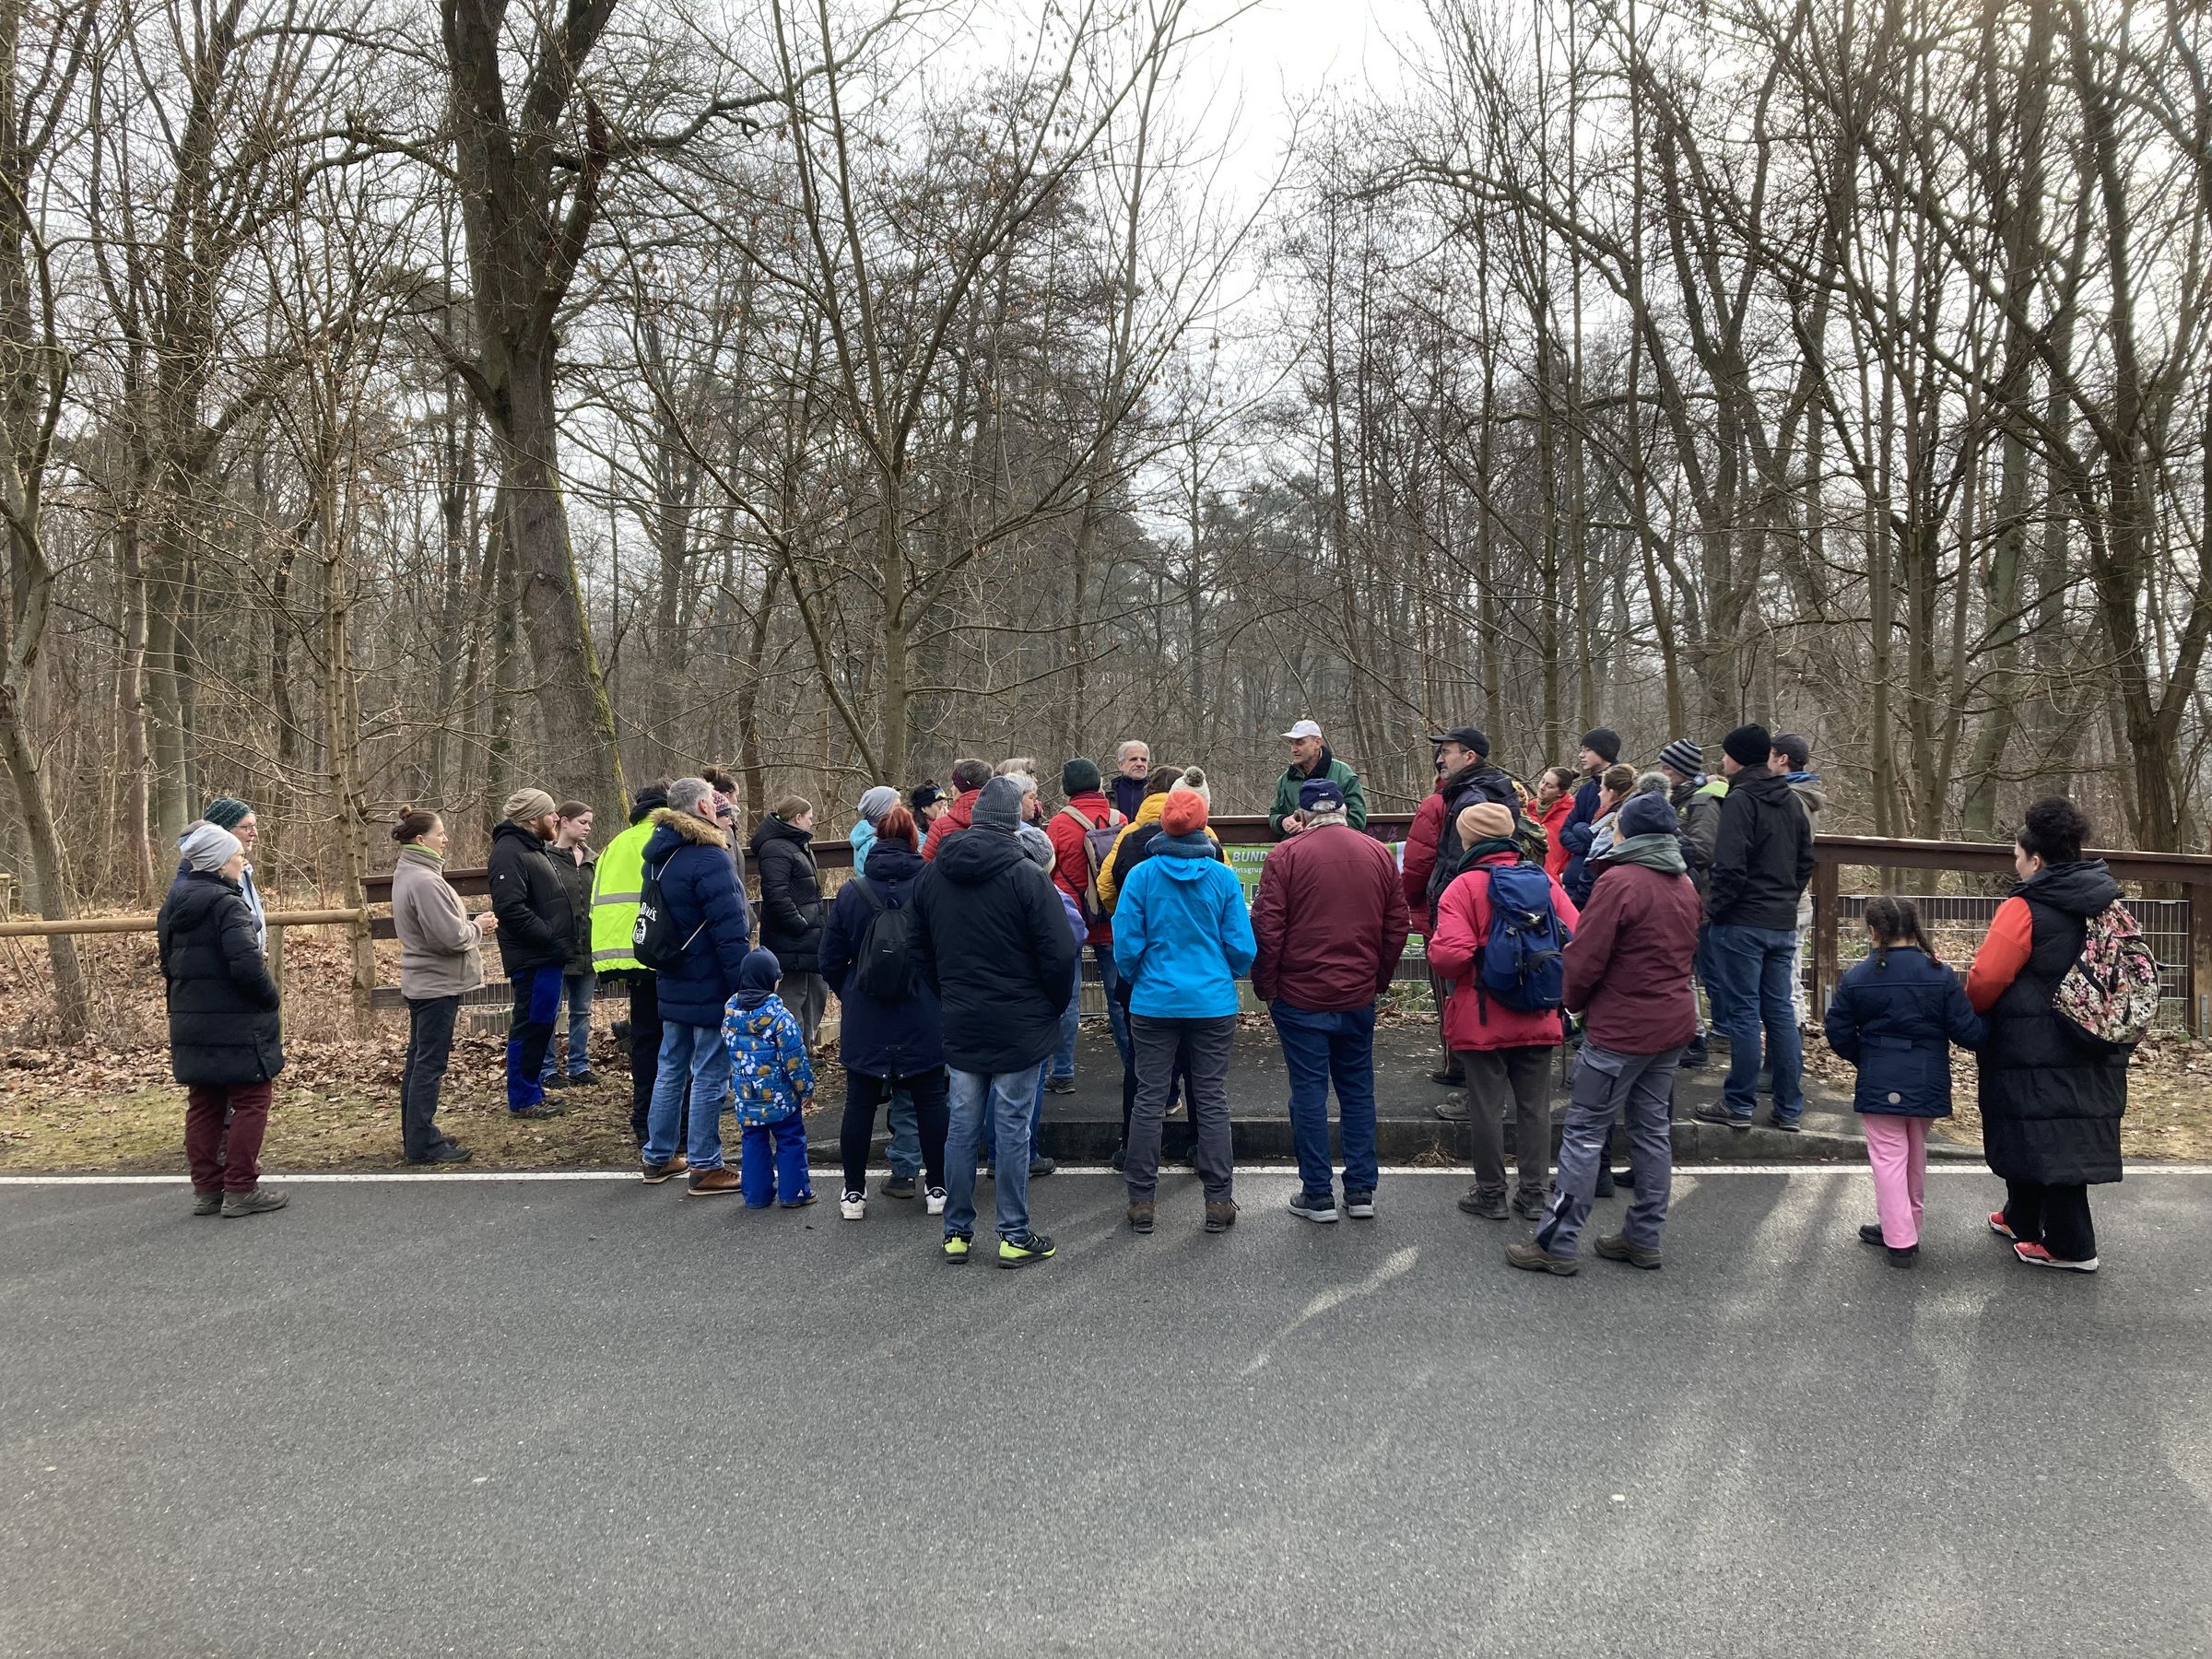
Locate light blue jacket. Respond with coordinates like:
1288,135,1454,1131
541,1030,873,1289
1112,834,1256,1019
849,818,877,876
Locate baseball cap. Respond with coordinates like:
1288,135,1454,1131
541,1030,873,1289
1429,726,1490,758
1281,719,1323,740
1299,779,1347,812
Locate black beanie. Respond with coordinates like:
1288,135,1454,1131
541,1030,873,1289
1723,724,1772,768
1582,727,1621,764
1062,757,1101,797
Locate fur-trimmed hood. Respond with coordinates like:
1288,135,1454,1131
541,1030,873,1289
648,806,728,849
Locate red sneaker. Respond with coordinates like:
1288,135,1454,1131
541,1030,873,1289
2014,1241,2100,1273
1987,1211,2017,1241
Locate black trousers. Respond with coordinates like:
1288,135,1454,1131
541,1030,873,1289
841,1066,950,1194
2004,1179,2098,1262
624,975,665,1145
401,994,461,1158
1115,975,1194,1153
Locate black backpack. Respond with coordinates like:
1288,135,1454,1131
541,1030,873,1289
632,855,703,971
850,878,917,1000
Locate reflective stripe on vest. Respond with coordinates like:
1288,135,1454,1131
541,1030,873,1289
591,820,654,974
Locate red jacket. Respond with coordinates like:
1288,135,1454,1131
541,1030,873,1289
922,789,980,862
1562,860,1701,1053
1046,792,1121,946
1427,852,1580,1051
1251,822,1410,1010
1539,794,1575,880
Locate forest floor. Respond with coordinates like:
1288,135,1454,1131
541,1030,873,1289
3,925,2208,1171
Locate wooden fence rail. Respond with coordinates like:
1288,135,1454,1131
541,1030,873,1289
7,821,2212,1034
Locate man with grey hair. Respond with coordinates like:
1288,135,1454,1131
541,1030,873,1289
488,786,572,1119
638,777,757,1192
1111,738,1151,821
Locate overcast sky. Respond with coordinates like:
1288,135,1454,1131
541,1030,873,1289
1185,0,1406,204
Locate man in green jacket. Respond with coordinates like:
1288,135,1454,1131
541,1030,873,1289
592,779,673,1146
1270,720,1369,839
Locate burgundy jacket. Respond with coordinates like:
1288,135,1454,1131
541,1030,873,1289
1562,860,1702,1053
1251,822,1410,1011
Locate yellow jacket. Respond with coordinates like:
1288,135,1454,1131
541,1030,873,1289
1097,792,1223,914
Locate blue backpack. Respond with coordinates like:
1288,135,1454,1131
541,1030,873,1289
1475,861,1571,1013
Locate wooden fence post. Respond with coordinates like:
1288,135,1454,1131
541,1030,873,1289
2189,880,2212,1039
1811,858,1841,1022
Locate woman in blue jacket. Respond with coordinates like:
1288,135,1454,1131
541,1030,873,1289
1822,896,1987,1265
1112,787,1256,1237
818,806,949,1221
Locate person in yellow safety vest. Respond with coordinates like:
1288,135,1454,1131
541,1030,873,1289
593,780,672,1147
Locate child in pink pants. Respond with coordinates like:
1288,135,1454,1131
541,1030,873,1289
1820,897,1986,1267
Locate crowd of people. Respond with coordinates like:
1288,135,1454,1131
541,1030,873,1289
152,717,2137,1275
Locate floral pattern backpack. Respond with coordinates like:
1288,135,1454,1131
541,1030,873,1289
2051,900,2161,1053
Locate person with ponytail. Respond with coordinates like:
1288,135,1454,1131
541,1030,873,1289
390,807,498,1164
1821,895,1984,1266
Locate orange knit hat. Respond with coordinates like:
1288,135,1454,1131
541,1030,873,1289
1160,791,1209,837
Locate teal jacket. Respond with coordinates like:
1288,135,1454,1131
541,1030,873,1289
1268,749,1368,837
1112,834,1257,1019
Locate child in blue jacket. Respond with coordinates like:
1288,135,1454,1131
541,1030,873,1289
1822,897,1985,1266
723,948,817,1208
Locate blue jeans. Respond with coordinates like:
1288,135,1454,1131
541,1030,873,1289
539,971,595,1079
643,1021,733,1171
885,1088,921,1180
1271,1000,1380,1198
946,1064,1043,1241
1048,979,1084,1082
986,1074,1046,1166
505,966,564,1111
1705,924,1804,1121
740,1115,811,1206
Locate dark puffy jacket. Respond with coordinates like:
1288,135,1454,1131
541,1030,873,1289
548,846,596,975
1671,777,1727,896
1823,947,1985,1118
750,815,825,973
488,820,573,977
1705,765,1815,931
1401,761,1520,916
912,826,1077,1074
1558,776,1604,900
157,872,284,1087
641,808,756,1027
818,841,943,1077
1977,860,2130,1184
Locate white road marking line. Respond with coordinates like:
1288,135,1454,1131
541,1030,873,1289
1,1164,2207,1185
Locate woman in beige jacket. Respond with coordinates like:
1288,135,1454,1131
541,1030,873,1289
391,807,498,1164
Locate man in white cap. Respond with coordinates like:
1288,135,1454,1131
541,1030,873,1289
1268,720,1368,839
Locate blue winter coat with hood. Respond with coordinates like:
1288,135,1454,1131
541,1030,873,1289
1112,831,1257,1020
818,839,946,1078
641,806,755,1027
1822,945,1986,1118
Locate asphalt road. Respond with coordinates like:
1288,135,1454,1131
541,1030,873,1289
4,1169,2207,1658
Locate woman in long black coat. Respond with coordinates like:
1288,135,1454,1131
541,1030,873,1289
1964,797,2128,1272
159,822,288,1218
750,798,827,1047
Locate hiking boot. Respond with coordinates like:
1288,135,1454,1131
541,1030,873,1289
542,1071,570,1090
1432,1098,1470,1122
1594,1234,1663,1270
925,1186,947,1215
572,1069,601,1088
1343,1188,1376,1219
1690,1102,1750,1131
406,1143,474,1166
1511,1189,1547,1220
686,1167,742,1196
1127,1200,1156,1234
1457,1189,1509,1220
1108,1146,1126,1173
1614,1168,1637,1191
1505,1241,1577,1276
882,1175,918,1200
1679,1038,1709,1069
943,1231,973,1265
640,1155,688,1184
840,1191,866,1220
219,1187,288,1219
191,1188,224,1218
1045,1076,1077,1095
997,1231,1056,1268
1204,1199,1239,1233
1763,1112,1801,1133
1288,1190,1339,1223
1430,1065,1465,1088
510,1102,564,1121
1887,1244,1919,1268
1029,1157,1056,1178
